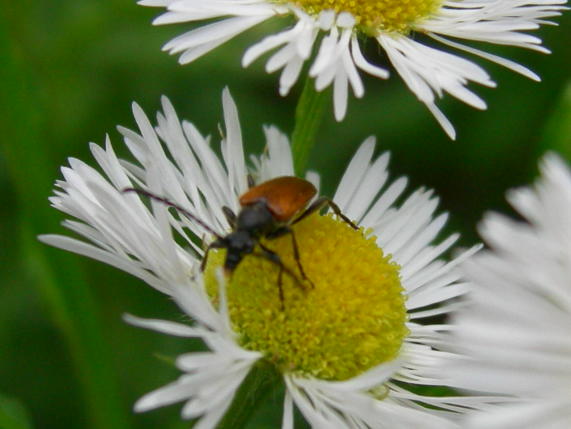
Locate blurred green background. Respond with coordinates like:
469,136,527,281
1,1,570,428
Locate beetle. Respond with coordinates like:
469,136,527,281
124,176,357,303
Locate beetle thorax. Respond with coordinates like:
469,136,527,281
236,201,276,235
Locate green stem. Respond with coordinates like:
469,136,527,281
216,361,283,429
291,77,330,175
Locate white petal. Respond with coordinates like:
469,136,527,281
351,36,389,79
282,391,294,429
124,314,209,337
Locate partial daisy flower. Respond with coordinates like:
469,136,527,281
140,0,566,139
41,89,489,427
445,154,571,428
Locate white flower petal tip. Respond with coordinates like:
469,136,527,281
318,10,336,30
140,0,564,135
336,12,355,28
37,234,57,245
134,393,161,413
446,153,571,427
122,314,205,338
426,103,457,140
138,0,160,6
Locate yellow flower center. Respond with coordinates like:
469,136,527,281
205,213,408,381
282,0,442,35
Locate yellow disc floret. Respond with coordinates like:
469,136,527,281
205,213,408,381
280,0,441,35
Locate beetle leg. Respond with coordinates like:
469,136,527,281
222,206,237,228
247,173,256,188
277,266,284,310
255,244,286,308
266,227,313,288
293,196,358,229
257,242,307,307
288,229,314,288
201,238,227,272
326,199,358,229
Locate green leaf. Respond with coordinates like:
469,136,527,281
215,361,283,429
540,81,571,160
0,393,34,429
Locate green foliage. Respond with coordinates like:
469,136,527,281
540,81,571,159
0,394,34,429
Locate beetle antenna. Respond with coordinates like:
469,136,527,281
122,188,223,239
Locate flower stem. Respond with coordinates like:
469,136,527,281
216,361,283,429
291,77,330,175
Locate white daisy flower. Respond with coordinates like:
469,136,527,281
140,0,566,139
445,154,571,428
41,89,489,428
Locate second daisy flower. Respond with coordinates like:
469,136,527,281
141,0,566,138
